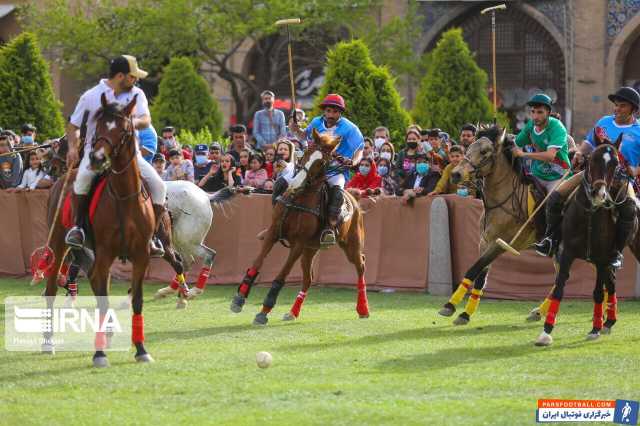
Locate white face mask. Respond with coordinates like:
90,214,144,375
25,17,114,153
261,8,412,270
380,152,392,161
374,138,386,150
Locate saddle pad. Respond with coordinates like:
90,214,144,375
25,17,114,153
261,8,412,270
61,178,108,229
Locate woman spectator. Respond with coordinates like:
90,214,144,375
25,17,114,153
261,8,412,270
376,158,399,197
243,152,269,189
273,139,296,182
7,151,47,192
378,141,395,163
238,148,251,180
395,129,421,185
162,149,195,182
346,157,382,199
363,138,375,160
199,153,241,192
401,153,441,204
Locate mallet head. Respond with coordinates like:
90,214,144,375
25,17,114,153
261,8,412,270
481,4,507,15
275,18,302,26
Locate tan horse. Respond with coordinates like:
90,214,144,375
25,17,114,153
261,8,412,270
229,129,370,325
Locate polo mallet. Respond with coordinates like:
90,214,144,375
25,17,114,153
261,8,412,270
496,168,572,256
30,111,89,286
481,4,506,124
0,142,53,158
275,18,302,122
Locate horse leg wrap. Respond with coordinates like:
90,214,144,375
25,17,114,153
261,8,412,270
196,265,212,290
95,314,107,351
544,298,561,334
67,282,78,298
263,279,285,311
592,303,603,330
169,275,180,290
290,291,307,317
450,278,472,306
606,294,617,322
356,276,369,316
463,288,483,316
176,273,189,295
239,267,259,297
132,314,144,344
539,297,551,316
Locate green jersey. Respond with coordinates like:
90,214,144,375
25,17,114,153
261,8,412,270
515,117,570,181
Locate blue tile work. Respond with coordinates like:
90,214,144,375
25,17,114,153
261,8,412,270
608,0,640,39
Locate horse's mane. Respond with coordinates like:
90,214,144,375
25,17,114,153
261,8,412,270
477,123,528,183
95,101,124,121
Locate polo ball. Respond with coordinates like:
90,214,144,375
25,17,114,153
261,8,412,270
256,351,273,368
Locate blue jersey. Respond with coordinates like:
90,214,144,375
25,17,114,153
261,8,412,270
585,115,640,167
305,116,364,177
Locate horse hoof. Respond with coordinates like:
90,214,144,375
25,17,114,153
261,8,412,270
282,312,297,321
186,287,203,300
176,298,188,309
453,313,469,326
253,312,268,326
93,356,110,368
135,353,155,363
117,298,131,310
586,332,600,341
438,303,456,317
41,343,55,355
230,295,245,313
526,308,542,322
601,327,612,335
358,313,370,319
154,286,176,300
534,331,553,346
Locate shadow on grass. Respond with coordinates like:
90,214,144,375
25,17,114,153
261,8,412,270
148,323,257,341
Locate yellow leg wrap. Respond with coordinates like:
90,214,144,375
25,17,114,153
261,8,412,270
539,297,552,316
177,273,186,284
464,288,483,316
449,278,472,306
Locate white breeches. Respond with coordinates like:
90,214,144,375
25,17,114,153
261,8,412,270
73,146,167,205
327,173,345,188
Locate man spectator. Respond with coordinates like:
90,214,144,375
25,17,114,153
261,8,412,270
401,153,440,204
228,124,252,163
0,134,23,189
20,123,37,146
373,126,391,151
459,123,477,148
208,142,223,162
160,126,191,160
152,153,166,176
193,144,214,182
252,90,286,150
162,149,194,182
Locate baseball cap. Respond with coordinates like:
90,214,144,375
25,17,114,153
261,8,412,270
110,55,148,79
209,142,222,151
152,153,166,163
194,144,208,153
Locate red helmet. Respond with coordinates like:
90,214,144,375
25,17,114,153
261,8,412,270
320,94,346,112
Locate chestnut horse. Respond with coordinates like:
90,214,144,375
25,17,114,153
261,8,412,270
229,129,370,325
43,94,157,367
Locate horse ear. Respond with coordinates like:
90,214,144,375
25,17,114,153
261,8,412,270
100,92,108,109
497,128,507,146
123,94,138,117
614,132,623,150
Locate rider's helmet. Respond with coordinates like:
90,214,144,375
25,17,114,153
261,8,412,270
320,94,346,112
526,93,553,110
608,87,640,111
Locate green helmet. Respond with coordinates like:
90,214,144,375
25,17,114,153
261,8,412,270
526,93,553,109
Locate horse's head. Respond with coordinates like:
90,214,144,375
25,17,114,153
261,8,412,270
89,93,137,173
586,133,622,207
286,128,341,196
451,124,506,184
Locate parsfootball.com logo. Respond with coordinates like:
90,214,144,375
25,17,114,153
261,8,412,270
5,296,131,352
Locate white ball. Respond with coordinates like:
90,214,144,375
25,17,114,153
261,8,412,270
256,351,273,368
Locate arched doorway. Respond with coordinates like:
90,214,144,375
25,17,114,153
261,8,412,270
424,4,566,130
623,34,640,93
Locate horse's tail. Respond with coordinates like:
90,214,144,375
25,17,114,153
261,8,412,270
208,187,237,208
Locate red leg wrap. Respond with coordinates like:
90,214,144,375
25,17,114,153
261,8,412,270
290,291,307,317
68,282,78,297
607,294,617,321
95,314,106,350
356,276,369,316
132,314,144,344
239,283,250,297
196,266,211,290
169,276,180,290
545,298,561,326
593,303,603,329
247,267,258,278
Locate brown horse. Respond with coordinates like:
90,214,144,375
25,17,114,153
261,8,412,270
229,129,370,325
43,93,157,367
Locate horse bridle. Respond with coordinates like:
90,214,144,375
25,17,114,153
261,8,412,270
92,113,136,175
580,151,627,209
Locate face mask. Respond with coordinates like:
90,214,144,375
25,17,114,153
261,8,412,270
456,187,469,197
380,152,392,161
359,165,371,176
195,155,208,166
22,135,34,145
374,138,386,150
416,163,429,175
422,142,432,153
263,101,273,108
407,142,418,150
378,165,389,176
164,138,176,149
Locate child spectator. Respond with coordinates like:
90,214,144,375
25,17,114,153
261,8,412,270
7,151,47,192
263,146,276,178
377,158,399,196
0,134,23,189
429,145,474,196
208,142,223,162
243,152,268,189
363,137,375,160
199,153,241,192
401,153,441,204
152,153,166,176
346,157,382,199
263,179,274,192
163,149,194,182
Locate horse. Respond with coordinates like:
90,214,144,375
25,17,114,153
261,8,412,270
43,93,159,367
229,128,370,325
534,136,638,346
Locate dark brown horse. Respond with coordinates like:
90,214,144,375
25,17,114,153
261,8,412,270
535,135,638,345
43,94,158,367
229,129,370,325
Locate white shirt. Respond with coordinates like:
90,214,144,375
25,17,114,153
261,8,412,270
69,79,150,149
413,175,424,190
18,168,48,189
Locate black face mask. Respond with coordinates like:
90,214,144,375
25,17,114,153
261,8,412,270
407,142,418,149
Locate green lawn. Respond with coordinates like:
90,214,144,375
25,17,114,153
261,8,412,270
1,278,638,425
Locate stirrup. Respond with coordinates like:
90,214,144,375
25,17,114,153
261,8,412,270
320,229,337,247
150,237,165,258
65,227,85,248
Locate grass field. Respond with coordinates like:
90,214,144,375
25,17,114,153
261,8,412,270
1,277,639,426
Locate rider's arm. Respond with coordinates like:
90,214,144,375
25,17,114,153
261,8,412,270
521,147,558,162
133,114,151,130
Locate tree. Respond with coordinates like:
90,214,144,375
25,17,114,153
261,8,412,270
0,32,64,139
312,40,410,145
151,57,222,137
413,28,493,136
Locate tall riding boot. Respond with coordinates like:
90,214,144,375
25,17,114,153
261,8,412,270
271,176,289,206
150,204,167,258
320,186,343,247
65,194,90,248
611,200,636,269
534,191,564,257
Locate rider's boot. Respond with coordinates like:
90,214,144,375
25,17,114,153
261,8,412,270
610,200,636,269
150,204,167,258
65,194,90,248
534,191,564,257
320,186,343,247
